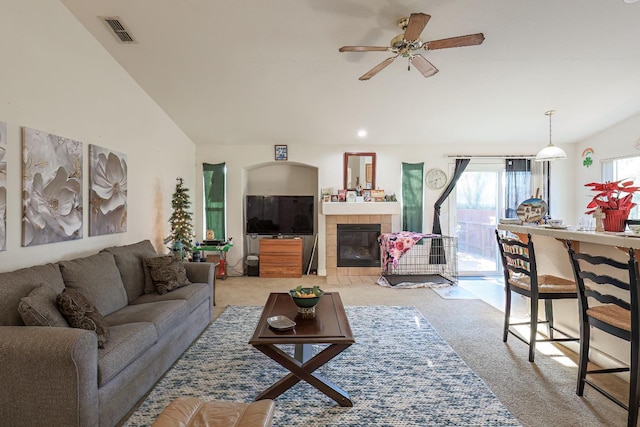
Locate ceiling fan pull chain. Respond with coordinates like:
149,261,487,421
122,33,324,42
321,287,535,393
407,57,411,71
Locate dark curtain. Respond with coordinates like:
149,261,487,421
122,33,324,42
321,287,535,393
430,158,470,264
402,162,424,232
505,159,531,218
203,162,226,241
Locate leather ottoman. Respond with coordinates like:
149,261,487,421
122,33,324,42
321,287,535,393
151,397,275,427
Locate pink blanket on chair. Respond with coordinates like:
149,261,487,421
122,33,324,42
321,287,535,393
378,232,438,271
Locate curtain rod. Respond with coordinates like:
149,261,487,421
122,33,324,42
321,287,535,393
599,153,639,163
446,155,537,159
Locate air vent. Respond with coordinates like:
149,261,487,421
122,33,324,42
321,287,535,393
101,16,136,43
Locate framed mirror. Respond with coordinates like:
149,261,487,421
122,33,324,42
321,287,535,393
344,152,376,190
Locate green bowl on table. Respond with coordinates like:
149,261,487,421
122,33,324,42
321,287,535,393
289,286,324,309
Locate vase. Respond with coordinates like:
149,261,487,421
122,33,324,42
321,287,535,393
602,209,629,232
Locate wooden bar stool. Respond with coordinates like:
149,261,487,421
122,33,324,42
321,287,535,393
566,242,640,427
495,230,579,362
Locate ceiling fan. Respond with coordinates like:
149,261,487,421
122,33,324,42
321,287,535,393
339,13,485,81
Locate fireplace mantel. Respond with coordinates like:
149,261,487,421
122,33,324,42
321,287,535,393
321,202,400,216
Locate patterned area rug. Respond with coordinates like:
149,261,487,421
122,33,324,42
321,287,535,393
124,305,520,426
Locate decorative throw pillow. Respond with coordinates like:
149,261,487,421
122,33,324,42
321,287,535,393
144,255,191,295
56,288,109,348
18,283,69,327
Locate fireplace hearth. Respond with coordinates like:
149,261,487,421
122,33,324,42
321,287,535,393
337,224,381,268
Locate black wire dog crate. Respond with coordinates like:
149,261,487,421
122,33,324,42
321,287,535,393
379,234,458,287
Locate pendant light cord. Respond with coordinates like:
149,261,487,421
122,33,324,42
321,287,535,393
546,110,555,146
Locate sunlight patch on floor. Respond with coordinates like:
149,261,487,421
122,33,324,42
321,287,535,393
461,276,578,368
511,324,578,368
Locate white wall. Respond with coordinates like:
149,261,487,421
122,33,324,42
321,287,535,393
573,112,640,216
0,1,196,271
197,141,576,275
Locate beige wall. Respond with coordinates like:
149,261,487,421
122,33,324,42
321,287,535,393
196,141,576,275
7,0,638,276
0,1,196,271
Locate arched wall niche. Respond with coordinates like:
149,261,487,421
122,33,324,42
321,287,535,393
243,161,319,272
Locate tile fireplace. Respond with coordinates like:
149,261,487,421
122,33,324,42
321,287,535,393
322,201,400,277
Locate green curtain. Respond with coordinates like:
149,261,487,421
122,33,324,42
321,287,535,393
203,162,226,241
402,162,424,232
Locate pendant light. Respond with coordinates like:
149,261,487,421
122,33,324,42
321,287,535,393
535,110,567,162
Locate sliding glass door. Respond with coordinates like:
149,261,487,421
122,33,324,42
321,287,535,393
451,163,505,275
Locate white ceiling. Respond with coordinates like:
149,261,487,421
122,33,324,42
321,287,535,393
59,0,640,148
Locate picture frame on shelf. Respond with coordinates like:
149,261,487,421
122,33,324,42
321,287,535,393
363,190,371,202
346,190,357,203
323,195,331,202
331,194,339,202
371,189,385,202
274,144,288,161
321,187,334,197
338,189,347,202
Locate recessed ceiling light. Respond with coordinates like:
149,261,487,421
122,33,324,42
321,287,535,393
357,129,367,138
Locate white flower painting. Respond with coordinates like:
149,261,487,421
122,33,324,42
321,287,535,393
0,121,7,251
22,128,83,246
89,145,127,236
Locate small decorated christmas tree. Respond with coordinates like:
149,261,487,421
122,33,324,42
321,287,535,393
164,177,194,256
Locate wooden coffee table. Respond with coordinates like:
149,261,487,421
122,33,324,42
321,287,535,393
249,292,355,406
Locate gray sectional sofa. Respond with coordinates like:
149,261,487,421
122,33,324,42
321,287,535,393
0,240,215,427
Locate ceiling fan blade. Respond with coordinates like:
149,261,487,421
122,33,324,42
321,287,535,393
410,55,439,78
425,33,485,50
403,13,431,42
359,56,396,81
339,46,390,52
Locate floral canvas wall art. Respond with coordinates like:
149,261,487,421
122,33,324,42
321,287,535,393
22,127,83,246
89,145,127,236
0,121,6,251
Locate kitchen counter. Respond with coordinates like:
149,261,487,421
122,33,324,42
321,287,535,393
497,223,640,249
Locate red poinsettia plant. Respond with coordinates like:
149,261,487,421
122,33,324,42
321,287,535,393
585,179,640,214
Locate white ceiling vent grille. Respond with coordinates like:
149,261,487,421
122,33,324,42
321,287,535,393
101,16,136,43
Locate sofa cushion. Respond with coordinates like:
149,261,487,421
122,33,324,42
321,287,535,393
59,252,128,316
144,255,191,295
57,288,110,348
0,263,66,326
131,283,210,315
11,263,67,292
105,300,188,337
18,283,69,327
101,240,157,300
98,322,158,386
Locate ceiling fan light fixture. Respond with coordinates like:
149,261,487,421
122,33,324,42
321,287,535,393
535,110,567,162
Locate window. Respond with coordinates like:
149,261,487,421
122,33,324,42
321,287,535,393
602,155,640,219
203,162,226,240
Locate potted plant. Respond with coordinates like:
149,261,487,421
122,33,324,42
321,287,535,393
585,179,639,232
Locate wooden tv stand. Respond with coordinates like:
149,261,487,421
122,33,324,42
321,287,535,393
259,238,303,278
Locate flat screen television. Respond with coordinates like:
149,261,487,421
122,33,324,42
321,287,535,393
245,195,314,235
